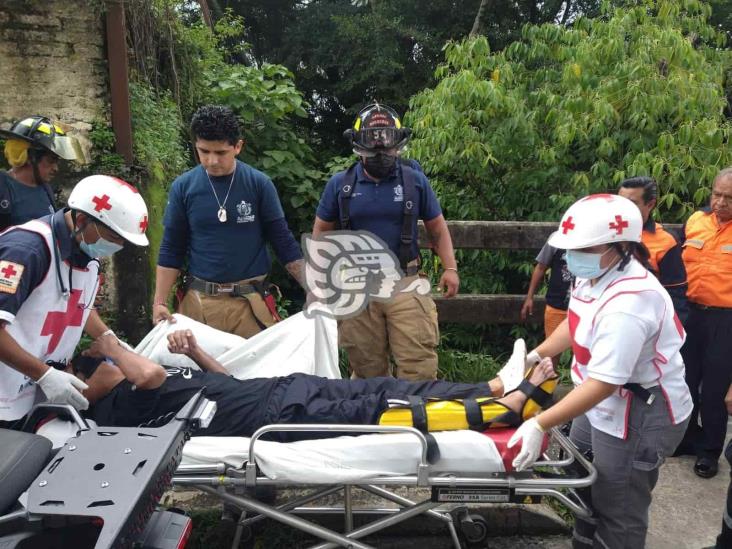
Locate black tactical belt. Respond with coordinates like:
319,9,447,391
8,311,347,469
623,383,656,405
189,277,257,297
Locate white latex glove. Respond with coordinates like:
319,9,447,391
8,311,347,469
526,349,542,370
497,338,527,393
37,368,89,411
507,417,545,471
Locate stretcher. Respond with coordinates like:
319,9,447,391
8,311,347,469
171,424,595,549
42,315,595,548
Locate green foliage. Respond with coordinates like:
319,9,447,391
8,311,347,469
222,0,611,156
126,2,249,120
129,83,189,177
325,155,357,177
128,82,190,279
87,122,126,174
207,63,323,235
437,348,502,383
407,0,732,298
409,0,732,224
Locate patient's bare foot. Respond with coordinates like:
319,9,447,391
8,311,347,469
526,358,555,387
497,358,555,415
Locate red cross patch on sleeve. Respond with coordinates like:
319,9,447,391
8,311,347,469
0,261,24,294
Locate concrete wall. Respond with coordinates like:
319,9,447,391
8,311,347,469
0,0,108,147
0,1,136,337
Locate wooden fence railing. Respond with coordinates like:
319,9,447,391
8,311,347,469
419,221,681,325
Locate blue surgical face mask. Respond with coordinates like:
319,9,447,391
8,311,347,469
565,248,613,280
80,223,124,258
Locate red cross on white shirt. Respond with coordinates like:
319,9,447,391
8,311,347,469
40,289,84,354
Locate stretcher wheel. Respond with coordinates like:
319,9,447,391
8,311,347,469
454,508,489,545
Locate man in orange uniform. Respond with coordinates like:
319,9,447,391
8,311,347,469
676,168,732,478
618,177,688,322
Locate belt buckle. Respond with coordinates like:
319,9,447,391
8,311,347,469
217,283,235,295
206,282,234,296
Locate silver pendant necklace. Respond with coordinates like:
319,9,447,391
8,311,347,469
204,164,236,223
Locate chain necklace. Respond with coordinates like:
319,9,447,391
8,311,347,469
204,164,236,223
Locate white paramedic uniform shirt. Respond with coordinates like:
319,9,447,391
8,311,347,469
0,220,99,421
568,258,693,439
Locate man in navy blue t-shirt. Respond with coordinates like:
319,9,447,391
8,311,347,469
312,104,459,381
153,106,303,338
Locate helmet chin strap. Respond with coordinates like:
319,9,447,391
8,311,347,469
28,148,43,186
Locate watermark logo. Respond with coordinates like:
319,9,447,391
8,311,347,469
303,231,430,319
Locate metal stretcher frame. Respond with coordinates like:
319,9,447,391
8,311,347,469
172,424,596,549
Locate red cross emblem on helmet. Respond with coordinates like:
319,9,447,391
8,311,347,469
608,215,629,235
67,175,150,247
548,194,643,250
561,216,576,234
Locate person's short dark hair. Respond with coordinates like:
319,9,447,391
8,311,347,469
619,176,658,204
70,353,104,378
190,105,241,145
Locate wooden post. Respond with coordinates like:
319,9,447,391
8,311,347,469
105,0,134,165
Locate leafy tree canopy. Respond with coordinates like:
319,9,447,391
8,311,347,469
407,0,732,225
209,0,611,155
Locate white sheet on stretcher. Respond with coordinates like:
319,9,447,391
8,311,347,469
133,311,340,380
37,420,506,482
180,430,505,482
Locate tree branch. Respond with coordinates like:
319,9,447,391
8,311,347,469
470,0,490,37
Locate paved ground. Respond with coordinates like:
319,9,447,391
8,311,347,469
646,452,728,549
483,451,731,549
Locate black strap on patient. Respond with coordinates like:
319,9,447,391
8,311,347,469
464,398,484,430
516,379,554,409
408,396,441,464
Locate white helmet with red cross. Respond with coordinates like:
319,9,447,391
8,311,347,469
67,175,149,246
548,194,642,250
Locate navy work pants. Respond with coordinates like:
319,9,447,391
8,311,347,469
680,306,732,460
261,374,494,442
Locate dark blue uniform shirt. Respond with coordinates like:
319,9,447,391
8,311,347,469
89,367,279,436
0,172,55,229
0,209,93,320
316,162,442,260
158,161,302,283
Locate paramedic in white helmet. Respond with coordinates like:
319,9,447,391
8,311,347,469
0,175,149,428
507,194,692,548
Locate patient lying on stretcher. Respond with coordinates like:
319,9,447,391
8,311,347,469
60,331,557,441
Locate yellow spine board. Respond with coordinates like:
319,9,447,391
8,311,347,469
377,377,558,432
378,398,511,431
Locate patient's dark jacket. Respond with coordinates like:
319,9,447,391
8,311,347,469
89,366,279,436
89,369,493,441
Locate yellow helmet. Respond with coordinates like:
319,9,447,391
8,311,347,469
0,115,83,163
